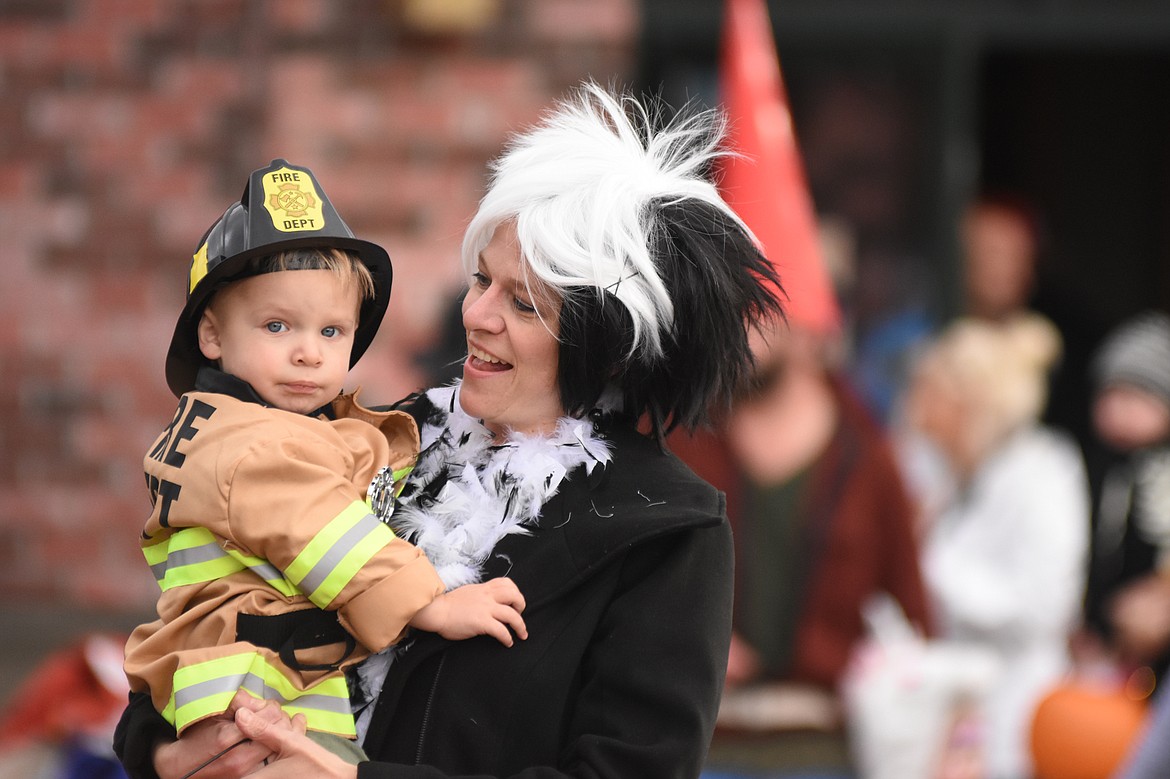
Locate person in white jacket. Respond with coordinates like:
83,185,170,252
903,313,1090,779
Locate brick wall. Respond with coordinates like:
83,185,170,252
0,0,638,611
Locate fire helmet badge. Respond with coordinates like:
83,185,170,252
261,165,325,233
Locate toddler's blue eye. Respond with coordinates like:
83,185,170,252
322,326,339,338
266,322,287,333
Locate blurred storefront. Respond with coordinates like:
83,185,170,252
641,0,1170,438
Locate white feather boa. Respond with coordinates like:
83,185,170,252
352,382,612,739
391,383,612,590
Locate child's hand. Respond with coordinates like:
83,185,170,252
409,577,527,646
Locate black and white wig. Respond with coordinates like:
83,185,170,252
461,82,785,438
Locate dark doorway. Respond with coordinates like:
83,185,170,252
978,50,1170,441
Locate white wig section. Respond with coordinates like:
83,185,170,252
461,82,753,360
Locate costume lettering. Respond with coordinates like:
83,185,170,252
145,396,215,528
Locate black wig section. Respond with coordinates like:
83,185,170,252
557,286,636,420
644,198,785,433
555,197,785,437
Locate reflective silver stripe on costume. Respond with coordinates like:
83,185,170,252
245,559,284,584
173,673,353,715
296,512,385,597
151,537,233,583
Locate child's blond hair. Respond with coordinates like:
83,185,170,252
249,247,376,305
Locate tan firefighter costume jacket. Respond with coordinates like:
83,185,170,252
124,370,444,738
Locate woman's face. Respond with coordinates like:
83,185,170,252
460,222,565,440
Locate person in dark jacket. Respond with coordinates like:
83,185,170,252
1080,311,1170,680
113,81,785,779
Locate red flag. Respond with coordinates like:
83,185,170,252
719,0,841,333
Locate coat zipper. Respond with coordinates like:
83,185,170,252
415,652,446,764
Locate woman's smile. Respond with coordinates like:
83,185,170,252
467,345,511,372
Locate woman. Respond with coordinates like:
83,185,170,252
902,313,1090,779
114,82,784,778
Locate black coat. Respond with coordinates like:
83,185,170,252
115,411,733,779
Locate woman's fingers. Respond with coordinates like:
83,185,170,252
156,712,274,779
229,692,286,722
235,708,356,779
235,707,285,749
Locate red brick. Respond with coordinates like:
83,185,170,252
78,0,166,27
119,160,216,208
0,0,637,613
0,163,38,195
267,0,332,33
0,25,53,68
524,0,639,46
153,193,234,254
153,59,249,103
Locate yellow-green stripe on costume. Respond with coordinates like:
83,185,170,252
163,652,355,736
284,500,396,609
143,528,299,596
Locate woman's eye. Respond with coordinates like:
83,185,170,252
265,321,288,333
471,271,489,288
514,298,537,314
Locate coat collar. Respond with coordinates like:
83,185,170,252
482,419,724,608
390,384,723,607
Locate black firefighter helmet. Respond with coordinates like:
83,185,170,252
165,158,393,397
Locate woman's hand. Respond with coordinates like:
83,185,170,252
410,576,528,646
153,692,285,779
235,706,356,779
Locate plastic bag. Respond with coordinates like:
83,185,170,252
841,595,999,779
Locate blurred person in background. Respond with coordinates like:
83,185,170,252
673,320,932,779
892,195,1047,532
903,314,1090,779
851,192,1047,428
896,193,1088,537
958,192,1102,449
1078,311,1170,684
1055,312,1170,779
960,194,1040,324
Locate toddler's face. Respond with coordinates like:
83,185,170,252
1093,383,1170,451
197,269,360,414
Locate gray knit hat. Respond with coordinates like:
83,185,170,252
1093,311,1170,406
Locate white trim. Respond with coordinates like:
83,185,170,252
393,383,612,590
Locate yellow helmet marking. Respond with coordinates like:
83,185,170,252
262,166,325,233
189,242,209,294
